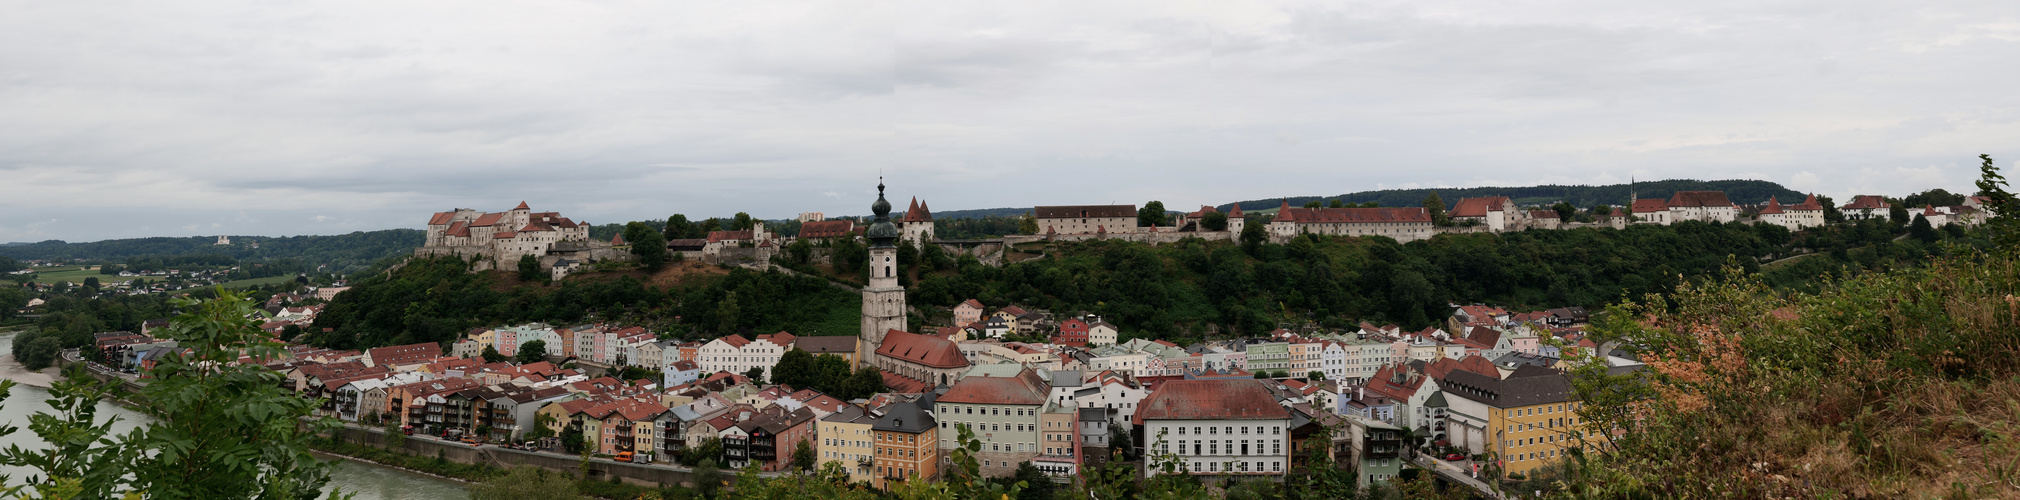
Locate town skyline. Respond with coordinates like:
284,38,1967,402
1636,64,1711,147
4,1,2013,242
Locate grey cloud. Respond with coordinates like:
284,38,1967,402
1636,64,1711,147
3,0,2018,242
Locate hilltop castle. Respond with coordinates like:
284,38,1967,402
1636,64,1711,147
415,202,628,277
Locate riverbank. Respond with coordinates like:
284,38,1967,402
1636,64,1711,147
0,331,58,389
310,433,668,500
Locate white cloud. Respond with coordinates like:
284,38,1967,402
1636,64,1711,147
2,0,2016,241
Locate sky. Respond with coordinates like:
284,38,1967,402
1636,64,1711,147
2,0,2016,242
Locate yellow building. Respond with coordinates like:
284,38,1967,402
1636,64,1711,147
872,402,939,489
1440,365,1602,476
819,406,879,483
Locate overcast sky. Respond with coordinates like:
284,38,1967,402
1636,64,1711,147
3,0,2016,242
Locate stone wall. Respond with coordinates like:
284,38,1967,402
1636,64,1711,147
331,425,749,488
1002,230,1235,247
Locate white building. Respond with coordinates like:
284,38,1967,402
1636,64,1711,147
697,332,795,380
1034,205,1139,235
1135,379,1291,480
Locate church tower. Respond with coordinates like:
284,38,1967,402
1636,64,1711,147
859,180,909,368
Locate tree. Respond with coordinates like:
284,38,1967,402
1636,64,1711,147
771,348,816,390
560,424,586,454
1975,154,2018,249
82,277,99,289
625,221,669,272
1240,219,1269,252
1328,199,1346,208
1818,194,1844,223
716,292,741,335
0,371,129,498
811,354,852,395
1253,371,1269,379
742,366,767,385
692,459,723,499
517,254,545,282
384,420,407,452
1888,203,1910,228
733,212,755,231
1909,214,1938,242
665,214,695,240
280,324,304,342
1592,204,1613,218
1202,211,1229,231
790,439,816,472
1009,461,1055,500
1139,201,1169,228
786,238,814,265
1553,201,1577,221
844,365,884,399
122,289,342,498
10,329,62,370
699,218,723,235
516,339,548,364
1018,211,1039,234
482,344,507,363
470,467,585,500
1423,191,1450,226
1307,371,1325,381
1303,200,1323,209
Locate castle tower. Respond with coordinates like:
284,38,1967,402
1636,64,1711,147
859,180,909,368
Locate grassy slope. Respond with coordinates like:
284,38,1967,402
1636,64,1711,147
1570,247,2020,499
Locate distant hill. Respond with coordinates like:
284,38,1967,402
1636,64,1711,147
0,229,424,274
1220,179,1809,213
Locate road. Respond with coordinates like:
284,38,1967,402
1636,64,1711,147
1412,454,1507,500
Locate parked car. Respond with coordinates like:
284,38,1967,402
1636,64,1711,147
615,451,634,463
1442,453,1465,461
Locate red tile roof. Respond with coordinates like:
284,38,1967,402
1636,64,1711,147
901,197,935,223
1843,195,1889,210
706,230,755,243
1631,198,1669,213
1450,197,1511,217
938,371,1048,406
799,220,857,239
717,334,752,349
492,231,517,239
756,331,797,348
1757,196,1785,215
1788,194,1823,211
881,371,931,394
1273,201,1432,223
609,233,625,245
367,342,441,367
446,221,469,237
1035,205,1136,218
514,201,530,210
428,212,455,225
1133,379,1288,425
959,299,983,309
1666,191,1734,208
471,212,505,227
875,330,969,369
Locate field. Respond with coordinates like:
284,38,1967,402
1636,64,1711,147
21,265,288,289
24,266,157,285
214,275,296,288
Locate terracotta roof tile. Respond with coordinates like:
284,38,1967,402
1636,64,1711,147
1450,197,1511,217
875,330,969,369
1133,379,1288,425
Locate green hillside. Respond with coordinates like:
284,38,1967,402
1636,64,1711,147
0,229,424,274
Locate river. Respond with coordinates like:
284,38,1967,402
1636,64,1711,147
0,332,469,499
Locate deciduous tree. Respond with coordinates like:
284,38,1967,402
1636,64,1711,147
516,339,548,364
1202,211,1229,231
1139,201,1170,228
1423,191,1450,226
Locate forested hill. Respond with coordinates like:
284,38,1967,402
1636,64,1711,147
0,229,424,274
1222,179,1808,212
